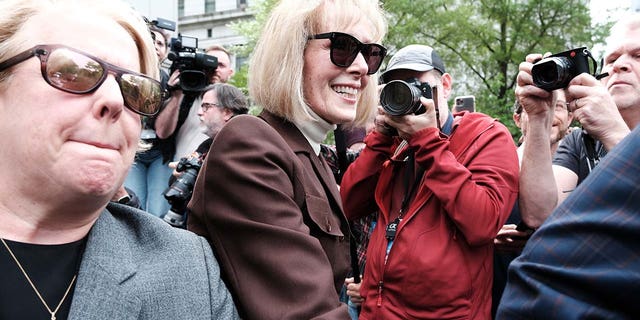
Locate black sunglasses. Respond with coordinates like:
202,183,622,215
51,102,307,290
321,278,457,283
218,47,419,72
0,44,166,116
308,32,387,75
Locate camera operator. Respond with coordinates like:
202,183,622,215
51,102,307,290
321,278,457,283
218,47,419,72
163,83,248,228
497,14,640,319
154,44,234,165
340,44,519,319
204,45,235,84
515,18,638,231
121,20,176,217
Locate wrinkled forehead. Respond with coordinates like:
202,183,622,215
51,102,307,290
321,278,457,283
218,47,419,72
604,17,640,57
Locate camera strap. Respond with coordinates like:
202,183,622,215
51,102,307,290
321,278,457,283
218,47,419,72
582,130,601,173
585,49,609,80
386,113,453,245
334,127,348,185
398,150,425,219
332,126,362,285
176,92,198,131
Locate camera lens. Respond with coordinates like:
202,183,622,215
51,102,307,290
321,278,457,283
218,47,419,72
532,57,575,91
380,80,424,116
179,71,208,91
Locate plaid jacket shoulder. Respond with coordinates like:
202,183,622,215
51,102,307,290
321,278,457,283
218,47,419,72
497,126,640,319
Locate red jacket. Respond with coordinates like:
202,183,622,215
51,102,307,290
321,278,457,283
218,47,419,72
341,112,519,319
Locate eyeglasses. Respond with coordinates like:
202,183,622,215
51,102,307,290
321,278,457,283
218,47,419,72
555,101,570,112
0,44,165,116
201,102,221,112
308,32,387,75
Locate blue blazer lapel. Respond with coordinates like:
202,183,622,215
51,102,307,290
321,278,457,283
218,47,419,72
68,209,140,319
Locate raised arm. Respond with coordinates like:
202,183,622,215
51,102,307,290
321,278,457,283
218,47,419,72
516,54,560,228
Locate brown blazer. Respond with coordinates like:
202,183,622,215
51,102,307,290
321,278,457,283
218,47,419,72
188,110,350,320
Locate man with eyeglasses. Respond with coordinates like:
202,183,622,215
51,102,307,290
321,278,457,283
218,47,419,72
120,22,174,216
198,83,248,139
154,45,235,164
0,1,237,319
340,44,519,319
186,0,387,317
495,14,640,319
515,14,639,232
163,83,248,225
491,90,573,318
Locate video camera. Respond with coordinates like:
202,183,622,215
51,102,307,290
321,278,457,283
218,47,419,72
168,34,218,92
531,47,598,91
162,155,203,228
148,17,176,32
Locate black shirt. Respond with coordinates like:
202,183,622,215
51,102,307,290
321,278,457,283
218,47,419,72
553,129,607,185
0,238,85,320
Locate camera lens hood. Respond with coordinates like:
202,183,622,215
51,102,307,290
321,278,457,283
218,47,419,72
380,80,423,116
532,57,574,91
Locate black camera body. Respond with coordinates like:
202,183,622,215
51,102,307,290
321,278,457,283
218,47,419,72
380,78,432,116
162,156,203,228
168,34,218,92
149,17,176,32
531,47,596,91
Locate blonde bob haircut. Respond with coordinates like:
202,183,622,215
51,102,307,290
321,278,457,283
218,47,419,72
0,0,158,87
249,0,387,127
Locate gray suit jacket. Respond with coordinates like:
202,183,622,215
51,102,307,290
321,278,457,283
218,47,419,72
68,203,238,319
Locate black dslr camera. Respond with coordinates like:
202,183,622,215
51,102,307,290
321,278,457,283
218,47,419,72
531,47,598,91
380,78,432,115
168,34,218,92
162,155,203,228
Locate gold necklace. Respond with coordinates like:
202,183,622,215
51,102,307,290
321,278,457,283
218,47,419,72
1,238,77,320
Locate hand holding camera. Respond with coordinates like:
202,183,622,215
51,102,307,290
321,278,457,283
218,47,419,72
531,47,599,91
378,78,440,140
518,47,600,118
168,34,218,92
162,154,204,228
380,78,432,116
518,47,628,149
564,74,629,147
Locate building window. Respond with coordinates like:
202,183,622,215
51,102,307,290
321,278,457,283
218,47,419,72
207,29,212,38
236,55,248,71
178,0,184,17
205,0,215,13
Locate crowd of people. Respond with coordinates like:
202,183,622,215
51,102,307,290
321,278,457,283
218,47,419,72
0,0,638,319
0,0,237,319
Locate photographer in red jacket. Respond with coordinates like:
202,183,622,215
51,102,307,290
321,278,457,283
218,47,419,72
340,45,519,319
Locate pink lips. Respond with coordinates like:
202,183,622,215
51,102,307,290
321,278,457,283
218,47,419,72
74,140,119,151
608,80,630,90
